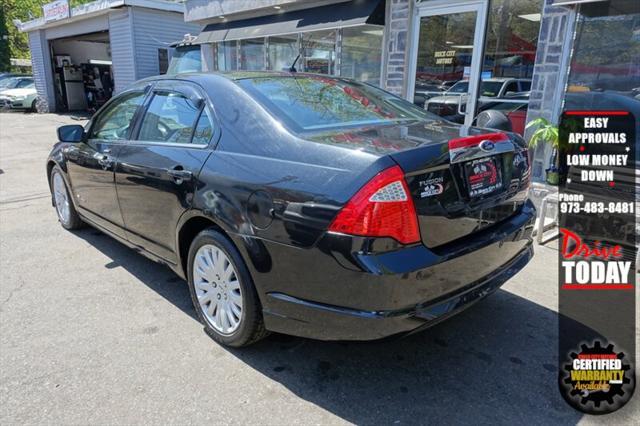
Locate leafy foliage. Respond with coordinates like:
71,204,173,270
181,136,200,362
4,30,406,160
526,117,559,149
0,0,93,71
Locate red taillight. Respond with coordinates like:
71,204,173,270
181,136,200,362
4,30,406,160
328,165,420,244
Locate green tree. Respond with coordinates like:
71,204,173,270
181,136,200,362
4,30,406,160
0,0,93,71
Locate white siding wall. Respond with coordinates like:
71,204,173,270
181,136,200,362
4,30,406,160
130,8,200,81
45,15,108,40
108,9,137,93
28,30,56,112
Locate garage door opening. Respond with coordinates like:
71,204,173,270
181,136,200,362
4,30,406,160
49,31,114,112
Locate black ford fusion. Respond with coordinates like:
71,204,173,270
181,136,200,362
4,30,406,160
47,72,535,347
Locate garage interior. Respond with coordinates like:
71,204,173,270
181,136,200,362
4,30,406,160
49,31,114,112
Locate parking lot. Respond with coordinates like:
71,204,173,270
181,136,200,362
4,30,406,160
0,111,637,424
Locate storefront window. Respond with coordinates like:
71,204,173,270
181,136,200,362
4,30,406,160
413,11,478,118
341,25,383,86
217,41,238,71
482,0,541,80
268,35,299,72
564,0,640,111
302,30,336,74
475,0,542,136
167,45,202,75
240,38,265,70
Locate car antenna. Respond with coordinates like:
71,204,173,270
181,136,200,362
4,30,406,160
289,54,300,73
290,36,313,72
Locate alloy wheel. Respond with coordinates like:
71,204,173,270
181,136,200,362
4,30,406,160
193,244,243,335
52,172,70,225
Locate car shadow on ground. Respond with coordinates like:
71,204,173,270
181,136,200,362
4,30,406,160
73,227,587,424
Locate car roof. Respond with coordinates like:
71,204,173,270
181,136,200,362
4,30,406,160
126,71,341,98
131,71,358,92
211,71,337,81
165,71,341,82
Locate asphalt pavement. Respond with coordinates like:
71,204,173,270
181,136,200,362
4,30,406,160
0,112,637,425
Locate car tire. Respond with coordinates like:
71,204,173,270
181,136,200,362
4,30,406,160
51,166,83,230
30,99,37,113
187,229,269,347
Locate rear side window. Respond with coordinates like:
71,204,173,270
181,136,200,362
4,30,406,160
519,81,531,91
138,92,201,144
90,92,146,140
192,109,214,145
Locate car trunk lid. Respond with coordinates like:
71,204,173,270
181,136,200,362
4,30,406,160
305,120,530,248
390,129,530,248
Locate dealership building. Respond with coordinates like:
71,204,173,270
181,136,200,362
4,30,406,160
180,0,639,182
15,0,198,113
18,0,639,183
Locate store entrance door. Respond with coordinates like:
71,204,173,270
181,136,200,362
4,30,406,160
408,1,488,127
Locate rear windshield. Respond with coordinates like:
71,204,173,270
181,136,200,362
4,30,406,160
167,46,202,75
237,76,439,132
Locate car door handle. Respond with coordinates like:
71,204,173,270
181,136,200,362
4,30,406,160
166,168,192,183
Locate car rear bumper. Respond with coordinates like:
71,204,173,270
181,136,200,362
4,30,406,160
264,245,533,340
241,200,536,341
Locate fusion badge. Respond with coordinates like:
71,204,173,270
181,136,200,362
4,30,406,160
419,176,444,198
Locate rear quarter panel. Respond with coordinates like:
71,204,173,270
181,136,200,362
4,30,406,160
194,77,393,248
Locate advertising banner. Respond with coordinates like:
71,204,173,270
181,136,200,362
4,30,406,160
43,0,70,22
557,110,637,414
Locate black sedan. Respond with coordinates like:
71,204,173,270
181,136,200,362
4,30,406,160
47,72,535,347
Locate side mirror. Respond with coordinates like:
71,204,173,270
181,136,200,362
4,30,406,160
57,125,84,143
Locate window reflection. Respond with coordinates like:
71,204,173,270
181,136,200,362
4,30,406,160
472,0,542,136
138,93,200,144
240,38,265,71
564,0,640,112
268,35,299,72
239,76,435,132
341,25,383,85
167,46,202,75
413,11,478,109
302,30,336,74
217,41,238,71
482,0,541,81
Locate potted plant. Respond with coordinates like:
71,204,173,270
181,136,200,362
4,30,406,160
526,117,561,185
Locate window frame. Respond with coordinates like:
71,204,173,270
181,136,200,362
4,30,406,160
128,80,220,150
86,88,150,143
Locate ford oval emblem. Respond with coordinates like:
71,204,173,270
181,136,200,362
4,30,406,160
479,140,496,152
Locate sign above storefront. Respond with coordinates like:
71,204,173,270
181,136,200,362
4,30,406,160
43,0,70,22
